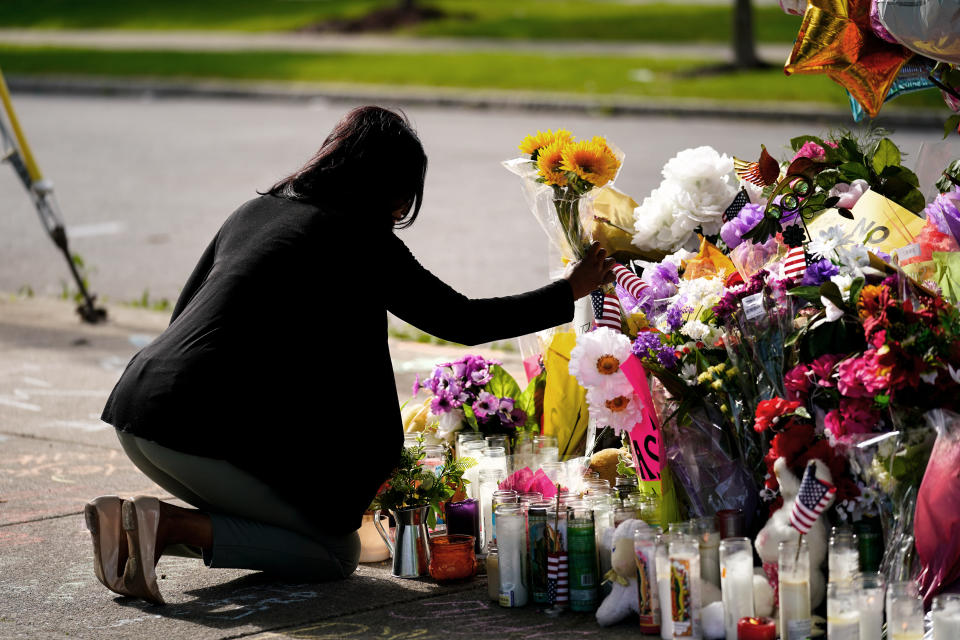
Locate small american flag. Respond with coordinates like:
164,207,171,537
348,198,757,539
611,263,649,301
789,462,837,534
547,552,569,605
783,246,807,280
591,290,622,331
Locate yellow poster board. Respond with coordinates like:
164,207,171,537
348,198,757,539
807,189,926,254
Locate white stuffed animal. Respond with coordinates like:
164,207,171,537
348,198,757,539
596,519,649,626
754,457,834,611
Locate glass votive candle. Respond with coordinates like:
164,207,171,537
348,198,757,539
444,498,481,554
857,571,884,640
533,434,559,466
419,445,444,475
719,537,755,640
932,593,960,640
827,581,860,639
828,531,860,584
461,441,486,500
634,527,661,634
655,533,676,640
695,516,721,589
428,534,476,582
539,460,565,486
614,475,639,501
480,446,507,474
485,435,509,455
778,538,812,640
886,580,924,640
495,504,527,607
737,616,776,640
716,508,745,539
668,533,702,638
456,431,484,458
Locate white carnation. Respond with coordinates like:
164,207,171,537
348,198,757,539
632,146,738,253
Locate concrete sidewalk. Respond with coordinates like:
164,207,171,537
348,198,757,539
0,295,653,639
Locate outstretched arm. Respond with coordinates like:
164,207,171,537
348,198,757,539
384,236,614,345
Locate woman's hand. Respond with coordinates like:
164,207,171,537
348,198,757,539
565,242,616,300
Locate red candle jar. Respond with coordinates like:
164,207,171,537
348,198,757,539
737,616,776,640
428,534,476,582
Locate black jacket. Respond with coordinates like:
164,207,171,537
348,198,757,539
102,195,574,535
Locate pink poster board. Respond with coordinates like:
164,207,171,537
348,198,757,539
620,355,662,481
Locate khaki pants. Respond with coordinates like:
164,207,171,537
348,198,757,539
117,431,360,581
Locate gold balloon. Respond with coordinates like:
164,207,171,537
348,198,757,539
785,0,913,118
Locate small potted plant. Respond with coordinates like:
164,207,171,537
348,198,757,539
370,437,475,578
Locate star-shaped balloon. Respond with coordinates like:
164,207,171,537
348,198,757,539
784,0,913,118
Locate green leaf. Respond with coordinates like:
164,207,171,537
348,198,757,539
815,169,840,190
880,175,915,199
485,364,522,400
945,115,960,139
870,138,901,175
788,286,823,302
898,167,920,188
462,404,480,431
839,137,864,164
790,135,827,152
849,277,866,306
898,188,926,214
838,162,871,182
819,281,846,310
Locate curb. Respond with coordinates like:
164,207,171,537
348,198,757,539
5,73,949,130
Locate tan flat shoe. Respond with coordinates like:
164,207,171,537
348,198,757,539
84,495,131,597
121,495,165,605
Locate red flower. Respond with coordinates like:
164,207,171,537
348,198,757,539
754,397,806,433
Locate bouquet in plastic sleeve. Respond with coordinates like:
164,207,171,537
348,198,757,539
504,129,624,267
915,409,960,606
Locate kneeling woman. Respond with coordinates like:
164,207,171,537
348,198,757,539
87,105,614,603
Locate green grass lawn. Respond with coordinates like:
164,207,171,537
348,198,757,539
0,0,802,43
0,45,948,111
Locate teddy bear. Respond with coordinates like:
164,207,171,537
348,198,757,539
596,519,649,626
754,457,834,612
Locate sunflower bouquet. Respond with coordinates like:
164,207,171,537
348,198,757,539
504,129,623,262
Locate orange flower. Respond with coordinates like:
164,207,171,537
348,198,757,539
537,140,569,186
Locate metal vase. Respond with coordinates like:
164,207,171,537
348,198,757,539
372,505,432,578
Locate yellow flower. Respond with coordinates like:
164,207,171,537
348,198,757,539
561,139,618,188
537,140,569,187
519,129,573,157
401,399,431,433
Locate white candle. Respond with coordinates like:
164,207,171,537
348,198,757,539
827,611,860,640
719,544,754,640
699,533,720,589
779,579,811,640
932,594,960,640
657,541,673,640
829,547,860,583
496,506,527,607
858,587,883,640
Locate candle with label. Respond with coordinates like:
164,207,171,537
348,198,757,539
496,504,527,607
656,533,675,640
669,534,702,639
634,528,661,634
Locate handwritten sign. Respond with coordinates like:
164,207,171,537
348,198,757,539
807,189,925,255
619,355,661,482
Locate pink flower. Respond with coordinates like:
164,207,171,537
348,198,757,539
784,364,812,401
828,179,869,209
810,354,841,387
837,353,889,398
824,409,843,439
793,141,827,162
839,397,880,435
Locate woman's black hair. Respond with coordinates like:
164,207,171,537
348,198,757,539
262,106,427,229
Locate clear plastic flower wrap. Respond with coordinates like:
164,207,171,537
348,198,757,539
504,132,625,271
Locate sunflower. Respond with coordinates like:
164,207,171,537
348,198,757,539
561,139,619,188
519,129,573,158
536,140,569,187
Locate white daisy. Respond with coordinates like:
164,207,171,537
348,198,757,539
586,387,644,435
807,224,853,260
568,328,635,395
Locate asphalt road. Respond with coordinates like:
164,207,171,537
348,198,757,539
0,93,955,305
